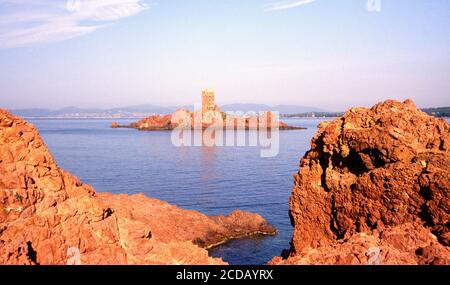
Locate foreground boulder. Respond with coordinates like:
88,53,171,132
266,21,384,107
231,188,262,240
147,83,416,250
0,109,276,265
271,222,450,265
272,99,450,265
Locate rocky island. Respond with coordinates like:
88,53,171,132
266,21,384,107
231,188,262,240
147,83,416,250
271,99,450,265
0,109,276,265
112,111,303,131
111,90,304,131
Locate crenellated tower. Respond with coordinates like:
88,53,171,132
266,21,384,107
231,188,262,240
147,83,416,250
202,89,215,114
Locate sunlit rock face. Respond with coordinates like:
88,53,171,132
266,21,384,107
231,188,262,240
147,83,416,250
271,99,450,265
0,109,276,265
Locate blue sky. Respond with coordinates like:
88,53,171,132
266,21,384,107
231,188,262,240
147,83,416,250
0,0,449,111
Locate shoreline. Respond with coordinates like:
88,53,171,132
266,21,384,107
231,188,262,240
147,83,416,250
112,124,307,131
0,109,278,265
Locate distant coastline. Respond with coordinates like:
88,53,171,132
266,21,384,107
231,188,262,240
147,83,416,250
11,105,450,120
281,107,450,119
10,103,326,119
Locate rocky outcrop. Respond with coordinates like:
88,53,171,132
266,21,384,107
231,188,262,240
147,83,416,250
112,110,303,131
271,222,450,265
0,109,276,265
130,114,174,130
99,193,276,250
272,99,450,265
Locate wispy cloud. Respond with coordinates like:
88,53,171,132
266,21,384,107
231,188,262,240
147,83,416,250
0,0,152,49
264,0,316,11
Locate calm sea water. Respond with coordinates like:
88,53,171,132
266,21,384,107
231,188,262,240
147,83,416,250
30,117,330,265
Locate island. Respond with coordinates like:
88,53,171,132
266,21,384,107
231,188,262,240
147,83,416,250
111,89,305,131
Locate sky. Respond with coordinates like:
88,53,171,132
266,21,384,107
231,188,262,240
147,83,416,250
0,0,449,111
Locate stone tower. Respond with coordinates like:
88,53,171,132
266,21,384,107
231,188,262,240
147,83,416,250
202,89,215,114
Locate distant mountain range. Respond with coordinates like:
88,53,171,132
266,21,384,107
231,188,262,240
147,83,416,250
10,104,450,119
220,104,326,114
421,107,450,118
11,103,329,119
11,105,175,118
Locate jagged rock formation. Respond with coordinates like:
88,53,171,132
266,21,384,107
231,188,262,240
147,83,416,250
130,114,174,130
271,222,450,265
111,110,303,131
0,109,276,265
271,99,450,265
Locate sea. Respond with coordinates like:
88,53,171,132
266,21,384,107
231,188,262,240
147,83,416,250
28,117,346,264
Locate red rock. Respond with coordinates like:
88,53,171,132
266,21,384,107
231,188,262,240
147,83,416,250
131,114,174,130
117,110,303,131
272,99,450,265
0,109,276,265
270,222,450,265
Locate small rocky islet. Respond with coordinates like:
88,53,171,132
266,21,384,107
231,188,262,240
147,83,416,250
112,90,304,131
0,99,449,265
111,109,305,131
